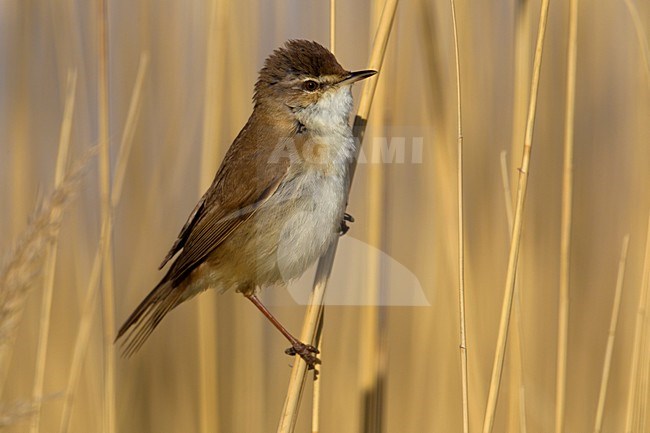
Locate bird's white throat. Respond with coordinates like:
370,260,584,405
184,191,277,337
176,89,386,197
296,85,356,165
298,86,353,134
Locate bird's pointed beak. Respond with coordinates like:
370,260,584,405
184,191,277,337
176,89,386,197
337,70,377,86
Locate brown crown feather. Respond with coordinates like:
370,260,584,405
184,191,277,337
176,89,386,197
254,40,347,102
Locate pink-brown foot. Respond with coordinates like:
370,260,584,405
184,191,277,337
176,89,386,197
285,342,321,369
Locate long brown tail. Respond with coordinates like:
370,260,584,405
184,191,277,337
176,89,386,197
115,280,182,357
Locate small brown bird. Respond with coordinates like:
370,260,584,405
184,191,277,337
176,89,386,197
116,40,376,368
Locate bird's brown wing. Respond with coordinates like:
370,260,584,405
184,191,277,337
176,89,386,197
164,169,288,287
160,119,294,287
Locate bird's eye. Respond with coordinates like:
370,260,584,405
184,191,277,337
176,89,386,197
302,80,319,92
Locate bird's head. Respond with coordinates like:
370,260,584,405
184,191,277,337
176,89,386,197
254,40,376,131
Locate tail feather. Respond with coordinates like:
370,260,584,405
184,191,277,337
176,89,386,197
115,280,182,357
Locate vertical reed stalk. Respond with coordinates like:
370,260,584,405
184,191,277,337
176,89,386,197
482,0,550,431
625,213,650,432
29,69,77,433
276,2,398,431
555,0,579,431
593,235,630,433
449,0,468,430
96,1,116,432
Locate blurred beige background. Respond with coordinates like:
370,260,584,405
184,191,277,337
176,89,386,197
1,0,649,432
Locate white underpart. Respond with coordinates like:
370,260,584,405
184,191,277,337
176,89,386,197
271,85,356,282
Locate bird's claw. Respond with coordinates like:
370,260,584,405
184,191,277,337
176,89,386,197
339,213,355,236
285,342,321,369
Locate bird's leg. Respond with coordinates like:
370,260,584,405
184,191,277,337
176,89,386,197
244,293,320,369
339,212,355,236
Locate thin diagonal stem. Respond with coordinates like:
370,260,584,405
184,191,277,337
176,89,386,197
594,235,630,433
482,0,551,431
625,213,650,432
499,151,529,433
58,53,147,433
29,69,76,433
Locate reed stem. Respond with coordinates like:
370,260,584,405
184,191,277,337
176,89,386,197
594,236,630,432
482,0,550,431
29,69,77,433
555,0,579,430
624,213,650,432
276,1,399,431
449,0,469,430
